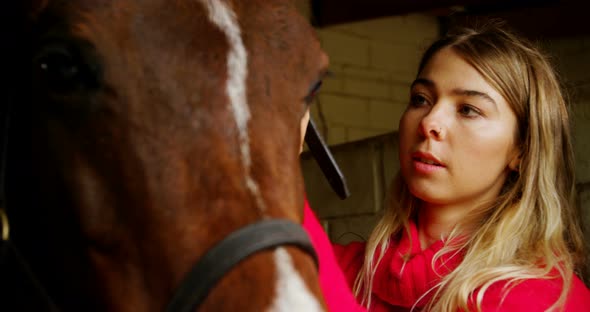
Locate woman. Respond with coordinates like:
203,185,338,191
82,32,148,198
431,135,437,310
335,24,590,311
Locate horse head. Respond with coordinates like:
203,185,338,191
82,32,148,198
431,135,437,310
1,0,328,311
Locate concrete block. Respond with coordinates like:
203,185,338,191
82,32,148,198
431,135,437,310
310,102,321,123
577,183,590,281
337,66,392,82
321,74,344,93
348,128,389,142
573,132,590,182
327,214,381,244
392,82,411,103
309,105,327,136
326,17,397,42
544,37,585,58
325,14,438,46
319,30,370,67
300,133,401,246
381,133,401,189
369,99,406,130
399,14,439,47
572,85,590,103
302,140,382,219
327,126,347,146
560,53,590,84
342,77,392,100
370,41,421,77
391,71,417,87
573,100,590,183
333,66,397,100
319,94,370,128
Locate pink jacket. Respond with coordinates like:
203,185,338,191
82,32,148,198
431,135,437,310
333,221,590,311
302,200,366,312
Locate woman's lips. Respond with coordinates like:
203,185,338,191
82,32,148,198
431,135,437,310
411,152,445,174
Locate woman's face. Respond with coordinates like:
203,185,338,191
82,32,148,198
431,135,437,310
399,47,520,211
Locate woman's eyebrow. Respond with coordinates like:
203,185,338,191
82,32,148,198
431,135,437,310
410,77,434,89
411,78,497,108
451,88,497,107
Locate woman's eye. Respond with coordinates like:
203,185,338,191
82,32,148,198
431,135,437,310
410,94,429,107
458,104,481,117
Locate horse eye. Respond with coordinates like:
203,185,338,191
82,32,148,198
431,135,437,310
32,44,97,94
304,80,323,105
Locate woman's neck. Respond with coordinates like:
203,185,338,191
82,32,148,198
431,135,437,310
416,203,469,250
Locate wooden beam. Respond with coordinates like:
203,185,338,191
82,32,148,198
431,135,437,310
311,0,556,27
445,2,590,39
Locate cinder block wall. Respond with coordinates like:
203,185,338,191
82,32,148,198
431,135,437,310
310,15,439,145
544,37,590,183
302,133,399,244
547,37,590,275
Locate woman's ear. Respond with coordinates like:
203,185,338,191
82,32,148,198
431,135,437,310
508,149,522,172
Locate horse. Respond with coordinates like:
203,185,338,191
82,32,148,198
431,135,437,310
0,0,329,311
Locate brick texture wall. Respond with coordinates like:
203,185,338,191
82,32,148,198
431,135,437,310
302,133,398,244
546,37,590,278
310,15,439,145
543,37,590,182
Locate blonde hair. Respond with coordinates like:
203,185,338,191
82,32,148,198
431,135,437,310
354,23,586,311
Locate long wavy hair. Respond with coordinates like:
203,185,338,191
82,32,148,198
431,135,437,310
353,23,586,311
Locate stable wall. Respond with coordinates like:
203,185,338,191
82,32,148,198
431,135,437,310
310,15,439,145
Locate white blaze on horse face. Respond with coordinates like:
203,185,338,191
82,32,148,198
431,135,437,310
199,0,266,212
268,248,324,312
201,2,322,310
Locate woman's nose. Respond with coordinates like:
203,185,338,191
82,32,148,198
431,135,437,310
418,105,446,140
